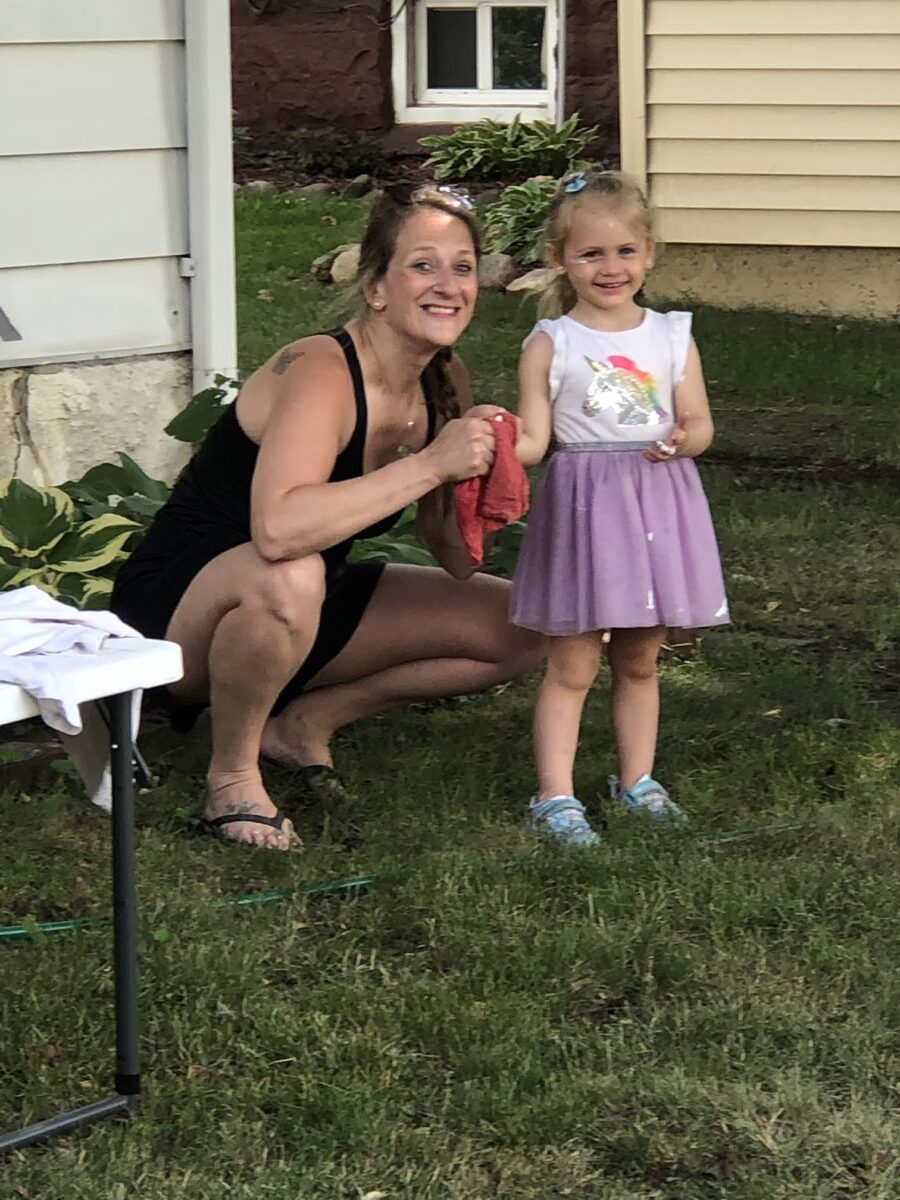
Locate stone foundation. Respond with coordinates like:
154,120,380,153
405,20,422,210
646,245,900,321
0,353,192,487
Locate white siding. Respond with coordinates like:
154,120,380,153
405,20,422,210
620,0,900,248
2,0,183,42
0,43,186,155
0,261,190,367
0,2,189,366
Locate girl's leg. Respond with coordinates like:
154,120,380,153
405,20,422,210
164,544,328,848
261,565,544,766
532,632,604,800
606,626,667,790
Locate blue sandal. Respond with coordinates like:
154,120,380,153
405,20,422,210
528,795,601,847
609,774,685,822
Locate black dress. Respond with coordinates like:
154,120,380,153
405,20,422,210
111,329,437,713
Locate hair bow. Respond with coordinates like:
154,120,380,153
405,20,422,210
563,172,587,194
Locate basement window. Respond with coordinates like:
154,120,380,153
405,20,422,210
392,0,558,124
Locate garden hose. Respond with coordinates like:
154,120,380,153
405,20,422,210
0,823,805,941
0,873,380,942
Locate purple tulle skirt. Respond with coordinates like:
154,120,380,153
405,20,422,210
510,448,730,634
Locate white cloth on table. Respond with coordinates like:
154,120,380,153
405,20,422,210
0,586,144,811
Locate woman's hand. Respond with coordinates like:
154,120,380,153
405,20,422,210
426,416,496,483
464,404,523,441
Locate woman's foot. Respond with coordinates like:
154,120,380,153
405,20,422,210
260,702,333,771
204,768,299,850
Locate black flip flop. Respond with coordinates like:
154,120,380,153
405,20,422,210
197,809,300,849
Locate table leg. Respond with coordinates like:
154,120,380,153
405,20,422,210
0,690,141,1152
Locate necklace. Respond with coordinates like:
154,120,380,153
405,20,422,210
395,414,420,459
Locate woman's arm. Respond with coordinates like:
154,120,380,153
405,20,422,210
645,338,714,462
249,345,494,562
515,333,553,466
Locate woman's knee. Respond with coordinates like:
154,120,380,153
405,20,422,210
246,553,326,627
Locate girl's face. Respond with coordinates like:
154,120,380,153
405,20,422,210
552,202,654,316
369,207,479,349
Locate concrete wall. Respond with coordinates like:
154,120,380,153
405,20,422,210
646,245,900,321
0,355,190,487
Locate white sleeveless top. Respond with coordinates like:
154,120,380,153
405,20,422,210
526,308,692,446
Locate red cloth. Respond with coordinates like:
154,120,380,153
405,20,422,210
454,412,529,566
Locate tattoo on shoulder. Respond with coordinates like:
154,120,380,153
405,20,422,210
272,347,305,376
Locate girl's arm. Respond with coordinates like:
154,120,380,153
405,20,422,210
646,338,714,462
516,332,553,466
250,345,493,562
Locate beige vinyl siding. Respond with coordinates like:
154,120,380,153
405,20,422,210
620,0,900,248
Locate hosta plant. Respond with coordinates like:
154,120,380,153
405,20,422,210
483,175,558,264
420,114,596,183
0,479,140,609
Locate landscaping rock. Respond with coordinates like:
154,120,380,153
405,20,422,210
344,174,374,198
506,267,557,295
330,244,361,285
294,182,335,198
243,179,276,194
311,243,357,282
478,253,517,290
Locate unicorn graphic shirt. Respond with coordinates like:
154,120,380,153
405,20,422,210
525,309,693,446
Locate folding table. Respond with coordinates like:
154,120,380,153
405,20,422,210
0,637,183,1152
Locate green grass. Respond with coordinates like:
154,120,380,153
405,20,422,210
2,195,898,1198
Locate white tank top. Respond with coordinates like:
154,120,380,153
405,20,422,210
526,308,692,445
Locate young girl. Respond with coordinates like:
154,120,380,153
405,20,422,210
511,170,729,846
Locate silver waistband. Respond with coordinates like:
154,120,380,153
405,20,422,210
554,441,656,452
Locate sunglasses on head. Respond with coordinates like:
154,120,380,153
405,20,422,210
384,182,475,212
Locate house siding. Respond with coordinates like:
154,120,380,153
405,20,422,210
0,0,197,485
0,1,190,367
622,0,900,250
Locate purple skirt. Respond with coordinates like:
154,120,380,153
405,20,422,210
510,448,730,634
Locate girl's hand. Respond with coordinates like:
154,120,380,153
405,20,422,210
644,414,690,463
426,416,496,483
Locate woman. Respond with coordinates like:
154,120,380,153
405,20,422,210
112,185,543,849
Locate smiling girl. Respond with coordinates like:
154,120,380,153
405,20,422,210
510,170,729,846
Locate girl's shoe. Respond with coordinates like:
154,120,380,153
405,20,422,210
528,795,601,847
609,774,686,822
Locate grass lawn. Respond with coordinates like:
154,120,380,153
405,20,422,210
2,195,898,1198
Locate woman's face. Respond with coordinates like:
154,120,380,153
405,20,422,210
370,207,479,349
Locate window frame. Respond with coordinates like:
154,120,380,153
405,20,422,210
392,0,559,125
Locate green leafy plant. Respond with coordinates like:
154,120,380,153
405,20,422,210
232,111,254,169
483,175,557,264
63,453,170,529
282,127,386,178
0,479,141,608
420,114,597,183
164,375,240,444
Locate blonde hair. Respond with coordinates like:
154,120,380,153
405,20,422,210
539,170,654,318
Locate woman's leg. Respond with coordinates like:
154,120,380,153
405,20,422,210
606,626,667,790
261,564,544,768
531,632,604,801
164,544,327,848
